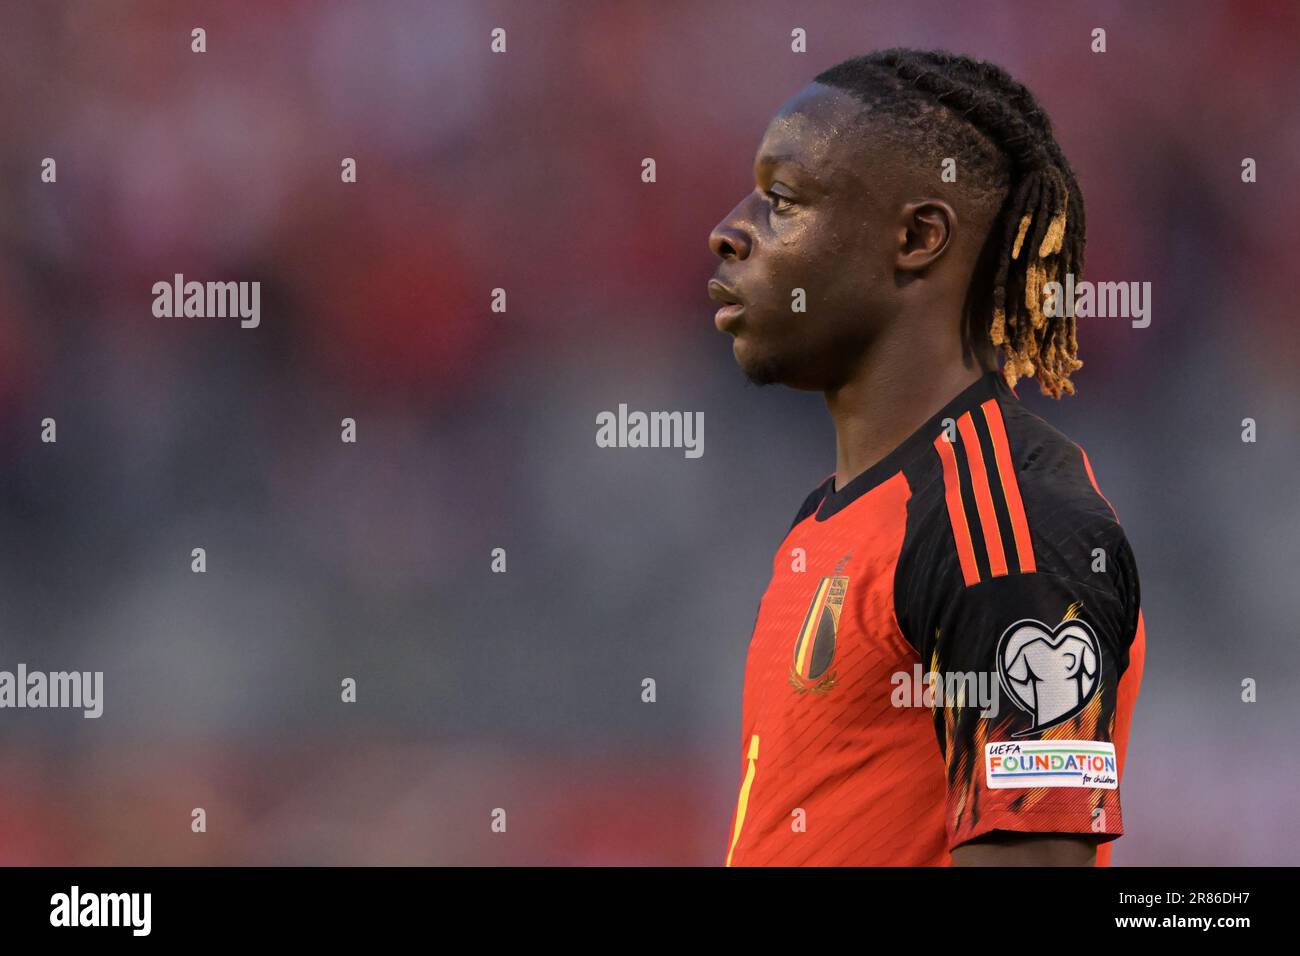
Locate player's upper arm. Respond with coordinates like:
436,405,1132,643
895,423,1142,859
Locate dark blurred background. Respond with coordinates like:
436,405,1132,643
0,0,1297,864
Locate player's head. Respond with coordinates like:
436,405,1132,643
707,49,1086,397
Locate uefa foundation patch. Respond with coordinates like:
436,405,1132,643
985,740,1118,789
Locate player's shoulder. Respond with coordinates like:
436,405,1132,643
994,391,1132,571
894,381,1142,658
899,380,1135,592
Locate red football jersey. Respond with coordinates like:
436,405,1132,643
725,371,1146,866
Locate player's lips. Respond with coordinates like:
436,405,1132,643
708,278,746,331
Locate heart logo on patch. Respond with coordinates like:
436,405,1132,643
995,616,1101,737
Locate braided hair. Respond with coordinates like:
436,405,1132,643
814,49,1086,397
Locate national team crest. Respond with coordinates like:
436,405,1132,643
789,575,848,694
996,610,1101,737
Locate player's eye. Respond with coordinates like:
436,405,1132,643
766,188,797,212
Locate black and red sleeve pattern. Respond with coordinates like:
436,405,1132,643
895,393,1142,852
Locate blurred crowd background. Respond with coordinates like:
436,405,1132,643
1,0,1297,864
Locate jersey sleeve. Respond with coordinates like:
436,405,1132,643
918,537,1139,850
896,442,1142,852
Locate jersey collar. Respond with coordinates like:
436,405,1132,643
816,370,1014,521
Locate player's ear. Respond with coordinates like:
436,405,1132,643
895,199,956,274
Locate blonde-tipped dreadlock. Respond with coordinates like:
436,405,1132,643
989,164,1083,396
816,50,1088,398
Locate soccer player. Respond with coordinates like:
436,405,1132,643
708,50,1145,866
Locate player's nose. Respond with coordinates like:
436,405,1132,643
709,205,752,261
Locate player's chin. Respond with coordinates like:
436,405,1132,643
733,335,795,388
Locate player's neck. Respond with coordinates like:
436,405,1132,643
824,347,988,492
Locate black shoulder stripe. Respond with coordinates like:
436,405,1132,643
970,406,1022,575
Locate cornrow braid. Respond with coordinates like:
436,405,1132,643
815,49,1087,397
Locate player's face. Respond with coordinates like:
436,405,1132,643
708,83,901,390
